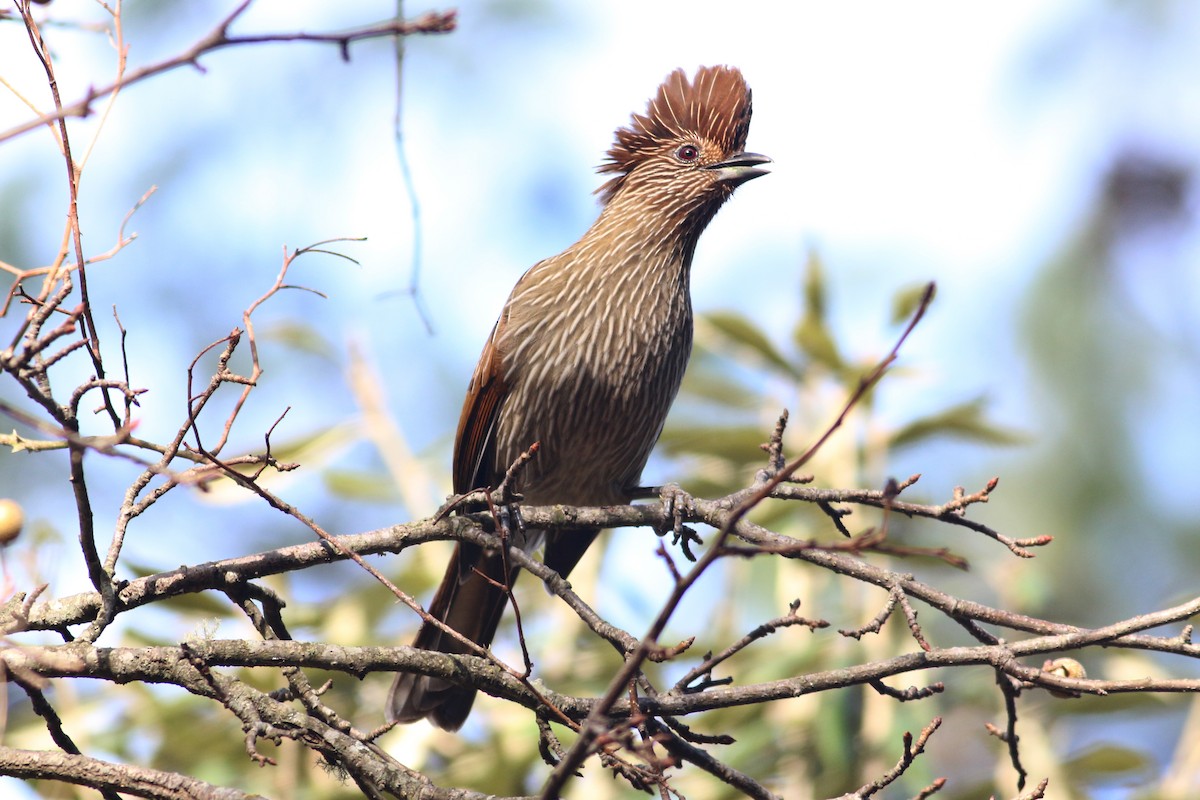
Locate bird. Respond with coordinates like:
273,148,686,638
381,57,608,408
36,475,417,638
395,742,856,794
388,65,769,730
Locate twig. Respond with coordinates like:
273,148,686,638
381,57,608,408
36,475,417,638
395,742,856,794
8,678,123,800
770,477,1050,558
19,1,120,428
539,284,938,797
989,669,1029,790
675,599,828,692
0,746,257,800
840,717,943,799
1009,778,1049,800
1,6,458,144
647,718,781,800
388,0,435,333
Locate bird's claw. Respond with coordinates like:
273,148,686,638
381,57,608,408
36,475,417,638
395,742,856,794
656,482,702,561
658,482,692,529
497,501,526,544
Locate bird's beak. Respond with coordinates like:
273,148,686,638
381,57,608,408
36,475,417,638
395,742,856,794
706,152,772,185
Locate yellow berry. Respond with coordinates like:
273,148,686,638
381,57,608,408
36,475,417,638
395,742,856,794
1042,657,1086,698
0,498,24,545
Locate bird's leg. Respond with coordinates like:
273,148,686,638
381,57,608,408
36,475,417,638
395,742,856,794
474,444,538,585
494,500,526,548
492,443,537,547
487,496,536,678
469,486,535,677
658,481,693,530
634,482,703,562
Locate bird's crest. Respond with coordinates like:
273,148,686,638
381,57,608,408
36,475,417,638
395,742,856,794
596,65,753,204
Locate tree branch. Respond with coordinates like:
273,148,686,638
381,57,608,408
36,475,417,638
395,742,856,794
0,6,457,145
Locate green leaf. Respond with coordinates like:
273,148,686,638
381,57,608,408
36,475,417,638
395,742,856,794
323,469,401,502
1064,743,1153,781
159,592,238,618
700,310,799,380
677,363,762,410
795,314,844,372
196,421,360,505
890,397,1026,449
259,319,337,360
802,249,828,320
794,252,844,371
658,424,766,463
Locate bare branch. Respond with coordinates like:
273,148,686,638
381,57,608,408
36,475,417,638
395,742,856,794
0,8,458,145
836,717,944,799
0,746,255,800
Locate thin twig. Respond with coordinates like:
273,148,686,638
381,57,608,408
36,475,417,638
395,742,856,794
539,284,938,797
1,7,458,145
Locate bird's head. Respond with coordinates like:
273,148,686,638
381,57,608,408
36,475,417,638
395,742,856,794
596,66,770,211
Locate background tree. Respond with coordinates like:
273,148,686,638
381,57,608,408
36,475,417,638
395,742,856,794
2,2,1199,799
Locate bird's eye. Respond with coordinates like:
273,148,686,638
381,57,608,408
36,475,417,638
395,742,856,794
675,144,699,163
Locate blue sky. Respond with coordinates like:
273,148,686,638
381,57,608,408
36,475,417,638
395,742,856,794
3,2,1200,794
3,0,1199,631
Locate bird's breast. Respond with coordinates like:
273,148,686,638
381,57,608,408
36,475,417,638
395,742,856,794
494,262,692,506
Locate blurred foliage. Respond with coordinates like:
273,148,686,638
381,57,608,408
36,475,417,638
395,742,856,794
5,3,1200,799
3,252,1036,800
7,228,1194,800
652,260,1028,799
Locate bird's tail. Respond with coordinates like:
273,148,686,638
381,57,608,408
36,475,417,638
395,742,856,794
388,542,513,731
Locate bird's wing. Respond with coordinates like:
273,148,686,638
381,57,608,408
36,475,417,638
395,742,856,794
452,309,508,496
391,303,515,730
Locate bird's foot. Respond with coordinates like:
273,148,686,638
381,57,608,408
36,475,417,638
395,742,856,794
495,500,526,547
655,482,703,562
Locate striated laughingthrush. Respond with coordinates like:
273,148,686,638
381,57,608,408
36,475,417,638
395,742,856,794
388,65,769,730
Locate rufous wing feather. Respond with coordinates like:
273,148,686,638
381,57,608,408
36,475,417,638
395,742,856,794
388,309,513,729
452,311,509,497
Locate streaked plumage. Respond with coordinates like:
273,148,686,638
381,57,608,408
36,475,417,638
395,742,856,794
389,65,769,730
